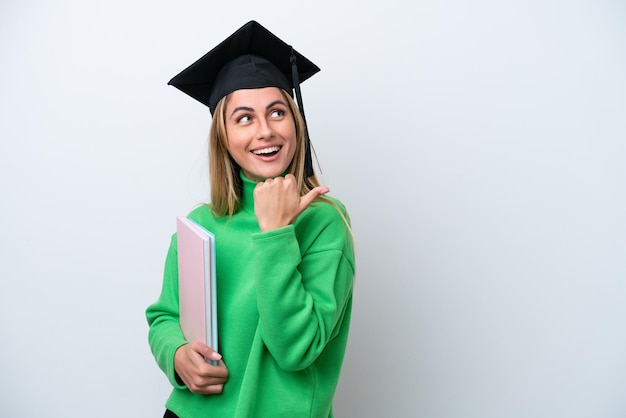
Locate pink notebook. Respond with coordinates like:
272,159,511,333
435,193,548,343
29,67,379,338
176,216,218,354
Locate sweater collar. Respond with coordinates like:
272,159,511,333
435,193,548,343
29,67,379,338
239,171,258,213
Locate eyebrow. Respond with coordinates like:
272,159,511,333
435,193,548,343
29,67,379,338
229,100,289,119
266,100,288,109
230,106,254,119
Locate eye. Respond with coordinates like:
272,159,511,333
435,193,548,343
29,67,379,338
237,114,252,124
269,109,285,119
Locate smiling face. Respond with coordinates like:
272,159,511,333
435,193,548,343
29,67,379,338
224,87,297,182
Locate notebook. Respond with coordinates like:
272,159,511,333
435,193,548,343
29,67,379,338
176,215,218,356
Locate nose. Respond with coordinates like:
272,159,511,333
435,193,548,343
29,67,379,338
256,117,274,140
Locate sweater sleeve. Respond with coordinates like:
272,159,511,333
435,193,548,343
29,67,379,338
252,203,355,371
145,234,188,390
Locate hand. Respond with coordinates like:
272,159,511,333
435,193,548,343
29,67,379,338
174,341,228,394
253,174,329,232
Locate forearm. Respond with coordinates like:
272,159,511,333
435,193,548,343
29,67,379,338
253,226,354,371
146,235,187,388
147,312,188,388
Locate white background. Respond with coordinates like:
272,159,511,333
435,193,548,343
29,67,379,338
1,0,625,417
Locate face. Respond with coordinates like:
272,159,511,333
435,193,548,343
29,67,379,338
224,87,297,182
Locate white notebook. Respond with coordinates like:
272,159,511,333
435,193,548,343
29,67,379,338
176,216,218,355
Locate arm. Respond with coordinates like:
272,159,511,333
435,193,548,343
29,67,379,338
252,203,355,371
146,235,188,388
146,235,228,392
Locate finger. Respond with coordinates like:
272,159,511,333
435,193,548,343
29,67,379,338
299,186,329,211
204,383,225,395
191,383,225,395
188,380,225,395
190,340,222,362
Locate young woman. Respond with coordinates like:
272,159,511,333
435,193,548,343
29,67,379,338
146,21,355,418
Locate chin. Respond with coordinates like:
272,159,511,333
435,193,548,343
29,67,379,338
245,169,284,181
254,166,290,180
261,172,285,180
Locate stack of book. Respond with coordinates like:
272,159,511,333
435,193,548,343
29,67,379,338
176,216,218,358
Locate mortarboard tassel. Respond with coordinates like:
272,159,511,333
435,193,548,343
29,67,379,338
290,49,315,179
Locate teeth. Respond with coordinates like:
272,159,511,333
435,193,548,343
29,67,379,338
252,146,280,155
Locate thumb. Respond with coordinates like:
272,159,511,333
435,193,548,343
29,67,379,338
192,340,222,362
299,186,329,212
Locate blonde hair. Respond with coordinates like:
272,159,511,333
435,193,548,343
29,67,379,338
208,89,321,217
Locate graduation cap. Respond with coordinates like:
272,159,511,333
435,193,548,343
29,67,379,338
168,20,320,177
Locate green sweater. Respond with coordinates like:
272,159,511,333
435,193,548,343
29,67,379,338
146,173,355,418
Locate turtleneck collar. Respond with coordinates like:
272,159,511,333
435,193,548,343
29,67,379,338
239,171,258,213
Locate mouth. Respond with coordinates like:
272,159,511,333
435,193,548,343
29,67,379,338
251,145,281,157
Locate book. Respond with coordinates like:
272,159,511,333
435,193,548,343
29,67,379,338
176,215,218,358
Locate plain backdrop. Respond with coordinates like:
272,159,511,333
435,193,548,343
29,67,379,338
1,0,625,417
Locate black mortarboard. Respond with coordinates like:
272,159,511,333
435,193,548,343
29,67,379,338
168,21,320,177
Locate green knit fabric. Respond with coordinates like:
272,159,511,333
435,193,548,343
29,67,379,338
146,172,355,418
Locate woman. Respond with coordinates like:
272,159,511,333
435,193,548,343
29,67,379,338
146,21,355,418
